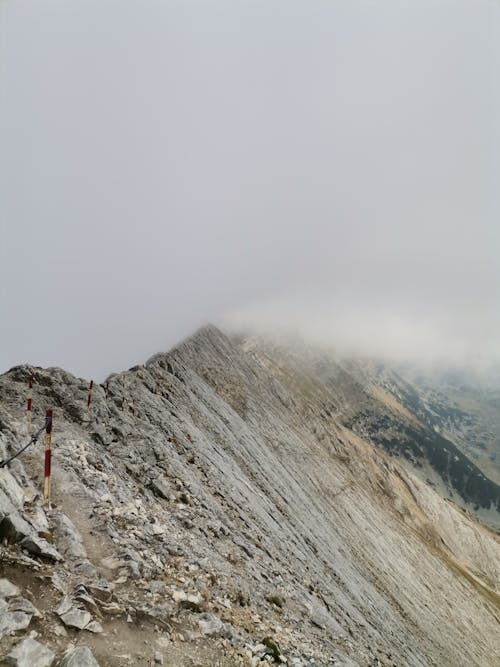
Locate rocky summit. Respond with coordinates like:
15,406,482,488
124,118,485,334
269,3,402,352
0,325,499,666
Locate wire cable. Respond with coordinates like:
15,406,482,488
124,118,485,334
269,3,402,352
0,417,49,469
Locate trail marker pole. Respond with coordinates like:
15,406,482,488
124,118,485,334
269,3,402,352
121,397,125,412
43,409,53,508
87,380,93,409
26,375,33,427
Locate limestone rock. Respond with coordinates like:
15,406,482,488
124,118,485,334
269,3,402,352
52,511,87,559
59,647,101,667
8,597,41,618
20,535,63,562
0,470,25,509
0,637,55,667
0,611,32,638
172,589,205,612
56,598,92,630
197,613,235,639
151,477,171,500
0,579,19,599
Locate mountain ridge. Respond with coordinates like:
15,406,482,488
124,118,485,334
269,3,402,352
0,325,499,666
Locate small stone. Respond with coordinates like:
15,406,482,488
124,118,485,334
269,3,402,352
172,590,204,612
197,613,235,639
148,580,166,595
154,653,164,665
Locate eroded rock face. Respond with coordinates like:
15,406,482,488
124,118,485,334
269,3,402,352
0,326,499,667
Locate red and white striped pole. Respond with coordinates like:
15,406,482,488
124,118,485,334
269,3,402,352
26,375,33,426
87,380,93,409
44,409,53,508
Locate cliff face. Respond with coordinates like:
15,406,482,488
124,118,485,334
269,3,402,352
0,326,499,667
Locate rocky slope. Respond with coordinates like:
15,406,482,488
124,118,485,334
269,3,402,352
390,366,500,487
0,326,499,666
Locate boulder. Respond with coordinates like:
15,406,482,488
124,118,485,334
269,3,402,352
0,637,55,667
0,611,32,638
0,492,33,543
56,598,93,630
20,535,63,562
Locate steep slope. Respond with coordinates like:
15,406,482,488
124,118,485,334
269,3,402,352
0,326,499,666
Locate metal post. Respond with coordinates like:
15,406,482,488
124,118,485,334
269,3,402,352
26,375,33,427
87,380,93,409
44,409,53,508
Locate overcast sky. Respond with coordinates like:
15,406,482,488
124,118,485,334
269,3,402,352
1,0,499,379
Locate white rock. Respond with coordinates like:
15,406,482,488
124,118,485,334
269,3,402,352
0,579,20,599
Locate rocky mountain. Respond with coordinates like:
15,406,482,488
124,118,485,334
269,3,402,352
326,358,500,530
0,325,499,666
389,365,500,487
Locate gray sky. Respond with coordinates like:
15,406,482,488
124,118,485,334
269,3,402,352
1,0,499,379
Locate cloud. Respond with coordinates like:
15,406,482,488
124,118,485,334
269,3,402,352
1,0,499,377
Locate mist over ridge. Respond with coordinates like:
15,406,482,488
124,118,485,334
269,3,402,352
2,0,499,379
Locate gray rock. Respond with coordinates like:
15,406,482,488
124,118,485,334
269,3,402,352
0,497,33,543
287,659,305,667
0,579,19,599
20,535,63,562
8,597,41,618
1,637,55,667
0,611,32,638
59,647,101,667
58,607,92,630
148,580,166,595
151,477,171,500
197,613,235,639
0,470,24,509
84,620,103,633
172,590,204,611
52,511,87,559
